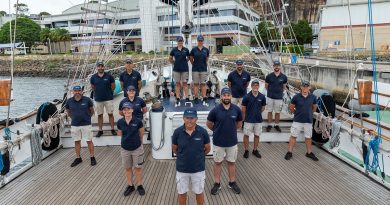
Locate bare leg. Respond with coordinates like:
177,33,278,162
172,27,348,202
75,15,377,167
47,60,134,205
201,83,207,98
75,140,81,158
175,83,182,99
275,113,281,125
108,113,115,129
254,135,260,150
134,167,143,186
194,84,200,98
305,138,313,154
213,162,222,183
227,162,236,182
267,112,273,124
178,193,187,205
195,193,204,205
97,114,103,131
86,140,94,157
243,135,249,150
183,82,189,98
125,168,133,186
287,136,297,153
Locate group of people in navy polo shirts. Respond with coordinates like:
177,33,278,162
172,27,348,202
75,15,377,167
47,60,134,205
64,36,319,204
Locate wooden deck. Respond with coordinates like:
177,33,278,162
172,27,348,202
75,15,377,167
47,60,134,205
1,143,390,205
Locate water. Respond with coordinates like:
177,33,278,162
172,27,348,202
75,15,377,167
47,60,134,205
0,76,67,119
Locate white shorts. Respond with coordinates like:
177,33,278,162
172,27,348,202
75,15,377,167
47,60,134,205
291,122,312,138
213,145,238,163
267,98,283,113
176,171,206,194
243,122,262,136
173,72,189,83
231,97,243,106
95,100,114,115
71,125,93,142
192,72,208,84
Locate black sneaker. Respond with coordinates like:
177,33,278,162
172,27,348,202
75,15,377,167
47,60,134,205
185,98,190,102
274,125,282,133
90,157,97,166
284,152,292,160
210,183,221,195
228,181,241,194
70,158,82,167
95,130,103,138
175,99,180,106
194,98,199,104
123,185,135,196
137,185,145,196
243,150,249,158
111,129,117,136
266,125,272,132
252,150,262,158
306,152,319,161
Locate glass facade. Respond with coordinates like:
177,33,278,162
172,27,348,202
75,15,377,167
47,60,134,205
116,29,141,36
158,14,178,21
53,21,68,28
119,18,140,24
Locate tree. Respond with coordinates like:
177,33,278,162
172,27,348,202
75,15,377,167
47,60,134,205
38,11,51,17
0,17,41,53
0,11,6,16
291,20,312,44
14,3,29,16
40,28,51,44
50,28,71,52
251,21,279,47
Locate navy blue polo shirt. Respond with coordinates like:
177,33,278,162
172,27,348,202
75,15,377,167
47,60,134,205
170,47,190,72
228,70,251,98
190,47,209,72
118,97,146,120
117,118,143,151
172,125,210,173
90,72,115,102
291,93,317,123
207,104,243,147
65,96,94,126
265,72,288,99
119,70,142,97
242,91,267,123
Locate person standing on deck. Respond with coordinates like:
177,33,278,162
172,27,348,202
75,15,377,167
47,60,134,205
65,86,96,167
241,79,266,159
118,85,147,121
284,80,319,161
120,58,142,97
228,60,251,106
172,108,211,205
169,36,190,106
117,102,146,196
90,61,117,138
189,35,210,106
265,60,288,133
207,87,243,195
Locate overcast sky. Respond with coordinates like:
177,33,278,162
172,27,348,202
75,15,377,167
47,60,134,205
0,0,114,15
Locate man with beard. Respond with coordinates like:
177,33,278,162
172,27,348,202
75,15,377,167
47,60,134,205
169,36,190,106
241,79,266,159
190,35,210,106
207,87,243,195
265,60,288,133
285,80,319,161
90,61,116,138
228,60,251,106
172,108,210,205
65,86,96,167
118,85,147,121
120,58,142,97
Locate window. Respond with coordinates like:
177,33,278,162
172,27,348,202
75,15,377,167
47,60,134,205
70,20,86,26
116,30,141,36
53,21,68,28
119,18,140,24
158,14,178,21
218,9,237,17
96,18,112,24
164,27,181,34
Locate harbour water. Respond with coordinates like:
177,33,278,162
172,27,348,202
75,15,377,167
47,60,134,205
0,76,67,119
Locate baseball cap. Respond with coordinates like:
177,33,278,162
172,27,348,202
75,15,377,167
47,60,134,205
122,102,134,110
236,60,244,65
273,60,281,65
251,79,260,85
221,87,232,95
301,80,310,87
176,36,184,42
183,109,197,118
125,58,133,64
72,85,82,91
197,35,204,41
96,61,104,66
127,85,136,91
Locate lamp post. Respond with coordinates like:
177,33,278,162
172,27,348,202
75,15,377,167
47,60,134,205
238,25,243,45
280,3,289,52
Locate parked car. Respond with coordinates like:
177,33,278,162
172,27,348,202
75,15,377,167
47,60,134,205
250,47,269,54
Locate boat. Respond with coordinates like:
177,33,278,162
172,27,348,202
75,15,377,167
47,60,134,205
0,0,390,204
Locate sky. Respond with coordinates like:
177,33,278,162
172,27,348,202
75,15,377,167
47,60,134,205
0,0,114,15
